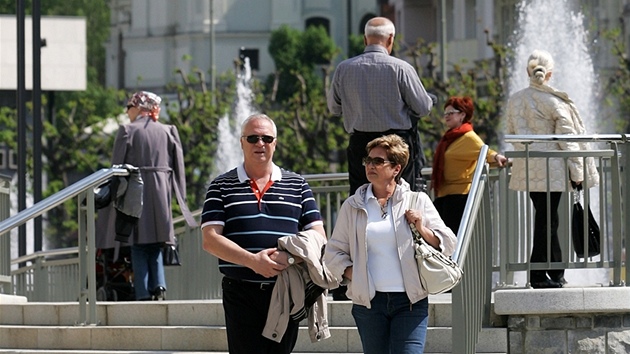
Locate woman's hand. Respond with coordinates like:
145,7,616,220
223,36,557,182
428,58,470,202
405,208,441,249
405,209,423,227
493,153,508,167
343,266,353,281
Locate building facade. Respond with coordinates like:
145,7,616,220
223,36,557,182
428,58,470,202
105,0,380,93
106,0,630,101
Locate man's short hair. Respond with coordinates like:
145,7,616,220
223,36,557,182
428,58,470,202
364,18,395,38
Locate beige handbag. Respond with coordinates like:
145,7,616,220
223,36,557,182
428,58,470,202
408,192,463,294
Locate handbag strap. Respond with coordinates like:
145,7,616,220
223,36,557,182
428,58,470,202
406,192,424,244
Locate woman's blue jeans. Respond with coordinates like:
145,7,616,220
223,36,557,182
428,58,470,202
352,292,428,354
131,243,166,300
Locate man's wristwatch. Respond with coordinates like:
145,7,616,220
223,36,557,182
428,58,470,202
287,254,295,265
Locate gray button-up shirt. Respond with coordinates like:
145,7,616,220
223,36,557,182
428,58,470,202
327,45,433,133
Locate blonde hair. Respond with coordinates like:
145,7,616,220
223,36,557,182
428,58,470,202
366,134,409,182
527,49,554,85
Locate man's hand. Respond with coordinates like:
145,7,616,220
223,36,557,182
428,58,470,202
249,248,284,278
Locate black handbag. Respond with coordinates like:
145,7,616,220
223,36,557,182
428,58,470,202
571,185,600,258
94,177,121,210
163,238,181,266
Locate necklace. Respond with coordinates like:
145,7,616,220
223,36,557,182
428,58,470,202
380,197,390,219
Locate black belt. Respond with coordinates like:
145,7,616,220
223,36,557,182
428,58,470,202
223,276,275,291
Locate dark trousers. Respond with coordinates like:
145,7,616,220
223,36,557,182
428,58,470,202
529,192,564,282
348,129,424,195
434,194,468,236
222,277,299,354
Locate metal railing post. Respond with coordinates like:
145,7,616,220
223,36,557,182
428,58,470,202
609,143,624,286
77,190,97,325
0,174,11,293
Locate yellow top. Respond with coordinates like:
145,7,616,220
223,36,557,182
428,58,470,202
435,130,497,198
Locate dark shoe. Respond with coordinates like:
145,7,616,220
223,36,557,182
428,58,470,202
531,279,563,289
151,286,166,301
331,286,349,301
553,277,568,285
332,292,350,301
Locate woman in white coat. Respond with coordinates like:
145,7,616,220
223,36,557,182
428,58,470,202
324,134,456,354
505,49,599,289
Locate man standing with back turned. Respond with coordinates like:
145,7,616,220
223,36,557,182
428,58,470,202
328,16,434,195
201,114,326,354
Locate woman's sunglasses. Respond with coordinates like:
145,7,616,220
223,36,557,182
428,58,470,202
362,156,394,167
242,135,276,144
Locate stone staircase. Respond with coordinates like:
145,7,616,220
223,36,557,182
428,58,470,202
0,293,507,353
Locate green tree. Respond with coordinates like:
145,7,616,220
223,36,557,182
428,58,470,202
602,27,630,133
165,65,236,210
348,33,365,58
264,25,346,176
267,24,338,103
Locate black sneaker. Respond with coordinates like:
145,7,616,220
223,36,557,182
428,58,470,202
531,279,563,289
151,286,166,301
553,277,568,285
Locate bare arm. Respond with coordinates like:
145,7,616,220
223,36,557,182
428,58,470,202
202,225,284,278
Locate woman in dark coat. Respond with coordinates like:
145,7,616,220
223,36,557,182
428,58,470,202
97,91,194,300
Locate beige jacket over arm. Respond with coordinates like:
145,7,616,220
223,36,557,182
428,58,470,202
263,229,339,343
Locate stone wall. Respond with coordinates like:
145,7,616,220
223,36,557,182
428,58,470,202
506,313,630,353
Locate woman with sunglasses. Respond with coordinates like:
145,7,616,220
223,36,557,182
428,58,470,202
324,134,456,354
431,96,507,236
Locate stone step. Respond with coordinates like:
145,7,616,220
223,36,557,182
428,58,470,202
0,297,455,327
0,295,507,353
0,325,506,353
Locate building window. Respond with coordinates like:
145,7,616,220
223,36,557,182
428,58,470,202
9,149,18,170
0,148,5,169
306,17,330,35
239,48,259,71
359,14,376,34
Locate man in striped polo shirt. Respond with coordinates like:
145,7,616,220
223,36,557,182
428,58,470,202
201,113,326,354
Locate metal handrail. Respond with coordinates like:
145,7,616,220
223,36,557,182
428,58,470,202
505,133,630,143
11,247,79,265
0,168,129,236
450,145,493,353
500,133,627,288
0,167,130,325
453,145,489,263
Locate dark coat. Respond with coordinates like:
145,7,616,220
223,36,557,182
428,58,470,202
96,115,194,249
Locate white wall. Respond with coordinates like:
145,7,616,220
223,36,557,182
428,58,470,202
0,16,86,91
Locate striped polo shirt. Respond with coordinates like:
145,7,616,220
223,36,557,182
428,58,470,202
201,163,323,281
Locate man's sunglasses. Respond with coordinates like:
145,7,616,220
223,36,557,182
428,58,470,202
362,156,394,167
242,135,276,144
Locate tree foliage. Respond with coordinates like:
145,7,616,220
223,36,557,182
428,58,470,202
263,25,346,175
164,66,235,209
399,34,510,163
602,27,630,133
267,24,338,103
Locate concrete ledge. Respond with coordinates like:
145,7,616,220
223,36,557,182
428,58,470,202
494,287,630,315
0,294,27,304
